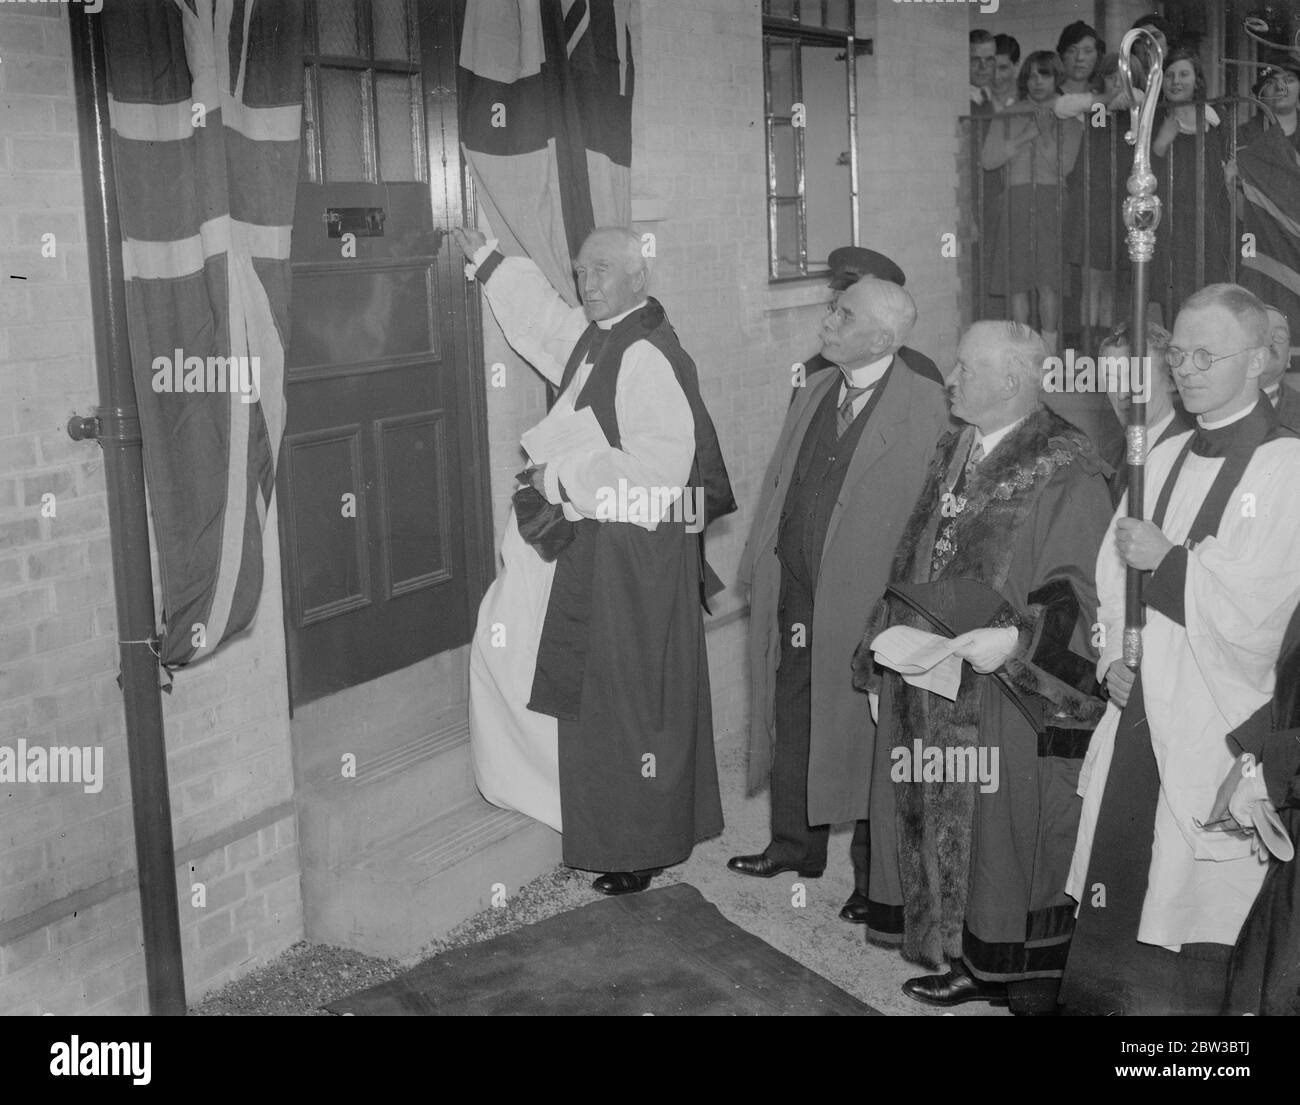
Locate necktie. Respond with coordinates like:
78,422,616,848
837,384,872,438
966,439,985,473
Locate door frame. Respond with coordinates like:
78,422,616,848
277,0,494,716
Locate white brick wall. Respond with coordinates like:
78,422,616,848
0,4,301,1015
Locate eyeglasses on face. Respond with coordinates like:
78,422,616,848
1164,344,1258,371
824,302,857,326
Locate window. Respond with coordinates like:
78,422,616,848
762,1,869,280
301,0,425,184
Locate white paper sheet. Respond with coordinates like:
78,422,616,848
520,405,608,465
870,624,963,701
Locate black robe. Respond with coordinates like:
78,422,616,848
1223,601,1300,1015
528,300,733,872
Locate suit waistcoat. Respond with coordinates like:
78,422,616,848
776,368,890,594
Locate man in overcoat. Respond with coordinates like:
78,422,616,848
732,275,950,921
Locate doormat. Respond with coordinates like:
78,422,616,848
326,882,878,1016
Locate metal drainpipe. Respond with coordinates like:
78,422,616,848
66,6,187,1016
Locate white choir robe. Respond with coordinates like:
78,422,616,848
1067,428,1300,949
467,250,694,833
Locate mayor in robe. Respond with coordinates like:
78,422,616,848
455,226,733,896
852,321,1113,1015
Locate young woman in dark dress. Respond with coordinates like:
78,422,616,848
1061,52,1146,336
1150,48,1233,319
980,51,1082,353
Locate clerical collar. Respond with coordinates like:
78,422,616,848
1191,395,1273,457
596,301,647,330
837,353,892,391
974,415,1027,458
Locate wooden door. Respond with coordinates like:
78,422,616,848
279,0,490,707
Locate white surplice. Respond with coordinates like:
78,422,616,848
1068,414,1300,949
466,247,695,833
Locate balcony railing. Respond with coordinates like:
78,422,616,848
959,97,1275,357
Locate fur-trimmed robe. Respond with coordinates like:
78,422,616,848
851,406,1113,977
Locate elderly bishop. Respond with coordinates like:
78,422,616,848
455,226,734,896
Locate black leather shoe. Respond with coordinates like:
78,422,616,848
901,965,1009,1007
726,853,824,879
840,889,871,923
592,869,661,895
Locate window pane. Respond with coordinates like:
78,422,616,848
766,39,795,114
373,0,413,61
824,0,852,32
376,73,419,181
764,0,795,19
320,68,367,182
771,121,798,196
318,0,359,56
802,45,852,267
798,1,826,27
300,68,319,182
774,200,801,277
288,267,433,368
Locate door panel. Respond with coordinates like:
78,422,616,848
279,0,487,707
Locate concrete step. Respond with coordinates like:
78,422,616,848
298,716,477,871
303,797,562,960
291,648,469,780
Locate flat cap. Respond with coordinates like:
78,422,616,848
826,246,906,289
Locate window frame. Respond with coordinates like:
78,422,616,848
301,0,426,185
761,2,868,283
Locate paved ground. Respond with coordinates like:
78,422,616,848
193,731,1010,1016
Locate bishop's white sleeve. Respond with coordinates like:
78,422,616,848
475,247,589,387
550,340,695,530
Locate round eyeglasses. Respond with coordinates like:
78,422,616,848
1164,344,1258,371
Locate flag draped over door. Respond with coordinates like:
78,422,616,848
458,0,634,305
101,0,304,667
1237,124,1300,332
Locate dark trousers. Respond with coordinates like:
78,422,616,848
769,565,869,887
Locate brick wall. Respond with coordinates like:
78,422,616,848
0,4,301,1015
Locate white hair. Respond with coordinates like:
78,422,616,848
972,319,1049,390
583,226,652,282
847,276,918,348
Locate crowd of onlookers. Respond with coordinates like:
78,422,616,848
967,16,1299,374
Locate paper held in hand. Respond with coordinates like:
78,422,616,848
520,405,608,466
870,625,964,701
